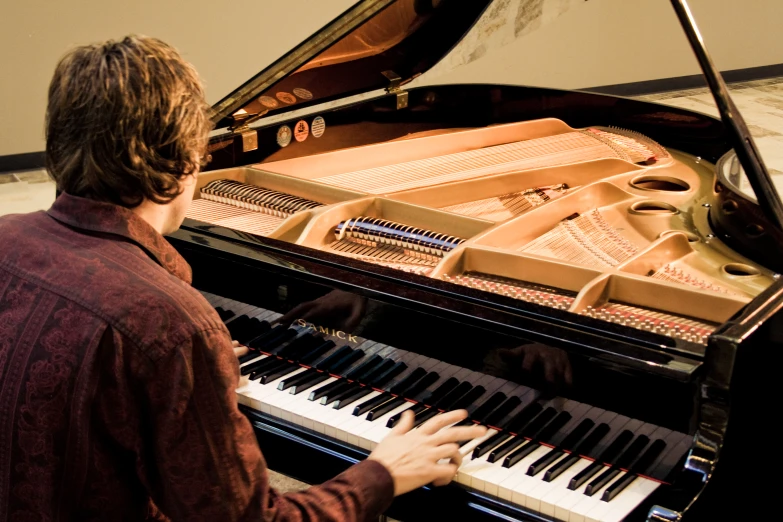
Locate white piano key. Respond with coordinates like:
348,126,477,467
539,457,594,518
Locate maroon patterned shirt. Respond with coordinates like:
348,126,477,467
0,193,393,522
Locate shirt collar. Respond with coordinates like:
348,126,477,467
47,192,192,284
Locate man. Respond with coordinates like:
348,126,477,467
0,36,485,521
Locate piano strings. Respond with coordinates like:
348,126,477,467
314,129,667,195
649,264,739,295
580,303,715,344
328,216,466,275
441,272,575,310
186,179,324,237
439,184,568,222
519,210,639,269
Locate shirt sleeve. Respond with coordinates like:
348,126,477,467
135,326,395,522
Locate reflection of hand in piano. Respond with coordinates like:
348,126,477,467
276,290,368,332
484,344,573,394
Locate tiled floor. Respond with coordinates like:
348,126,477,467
1,78,782,496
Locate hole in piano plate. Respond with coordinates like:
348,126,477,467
721,199,739,214
630,175,690,192
628,200,679,216
745,223,765,238
658,229,699,243
721,263,761,277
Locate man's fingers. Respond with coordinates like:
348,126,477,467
430,463,459,487
432,425,487,445
429,443,460,461
418,409,468,435
233,345,249,357
276,302,315,326
391,409,415,435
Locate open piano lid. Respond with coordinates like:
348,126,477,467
211,0,493,131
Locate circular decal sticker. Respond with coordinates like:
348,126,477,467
293,87,313,100
276,91,297,104
277,125,292,148
294,120,309,142
311,116,326,138
259,96,279,109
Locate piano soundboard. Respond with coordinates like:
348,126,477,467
204,291,692,522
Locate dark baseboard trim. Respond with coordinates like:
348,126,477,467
584,62,783,97
0,152,46,174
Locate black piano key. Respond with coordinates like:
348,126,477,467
329,349,365,374
290,372,330,395
451,385,486,411
360,358,395,384
333,386,374,410
585,435,650,497
241,355,282,376
503,411,571,469
313,346,352,371
569,429,634,490
401,372,440,400
366,397,407,421
238,350,264,365
344,355,384,381
483,396,522,427
601,439,667,502
419,377,460,407
388,368,427,395
488,407,556,463
237,318,271,344
354,393,393,416
226,315,250,338
329,384,365,409
298,340,336,365
544,422,611,482
457,392,507,426
275,333,318,359
473,431,513,459
256,328,298,352
505,402,545,432
278,367,317,391
390,403,429,427
260,363,302,384
215,306,235,322
247,324,286,348
412,407,442,428
309,376,351,402
319,381,356,404
527,418,594,476
249,358,290,381
368,361,407,388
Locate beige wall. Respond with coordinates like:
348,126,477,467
0,0,356,156
421,0,783,90
2,0,782,156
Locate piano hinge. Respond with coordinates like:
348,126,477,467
382,70,408,110
229,110,269,152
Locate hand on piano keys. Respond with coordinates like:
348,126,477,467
232,339,249,358
368,409,487,495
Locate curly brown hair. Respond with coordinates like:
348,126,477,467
45,35,213,207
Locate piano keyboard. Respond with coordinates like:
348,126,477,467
439,184,569,222
314,131,655,195
204,291,692,522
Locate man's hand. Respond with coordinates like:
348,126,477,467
368,409,487,496
232,340,248,358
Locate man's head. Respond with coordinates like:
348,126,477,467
46,35,212,233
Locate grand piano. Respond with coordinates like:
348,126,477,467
167,1,783,520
